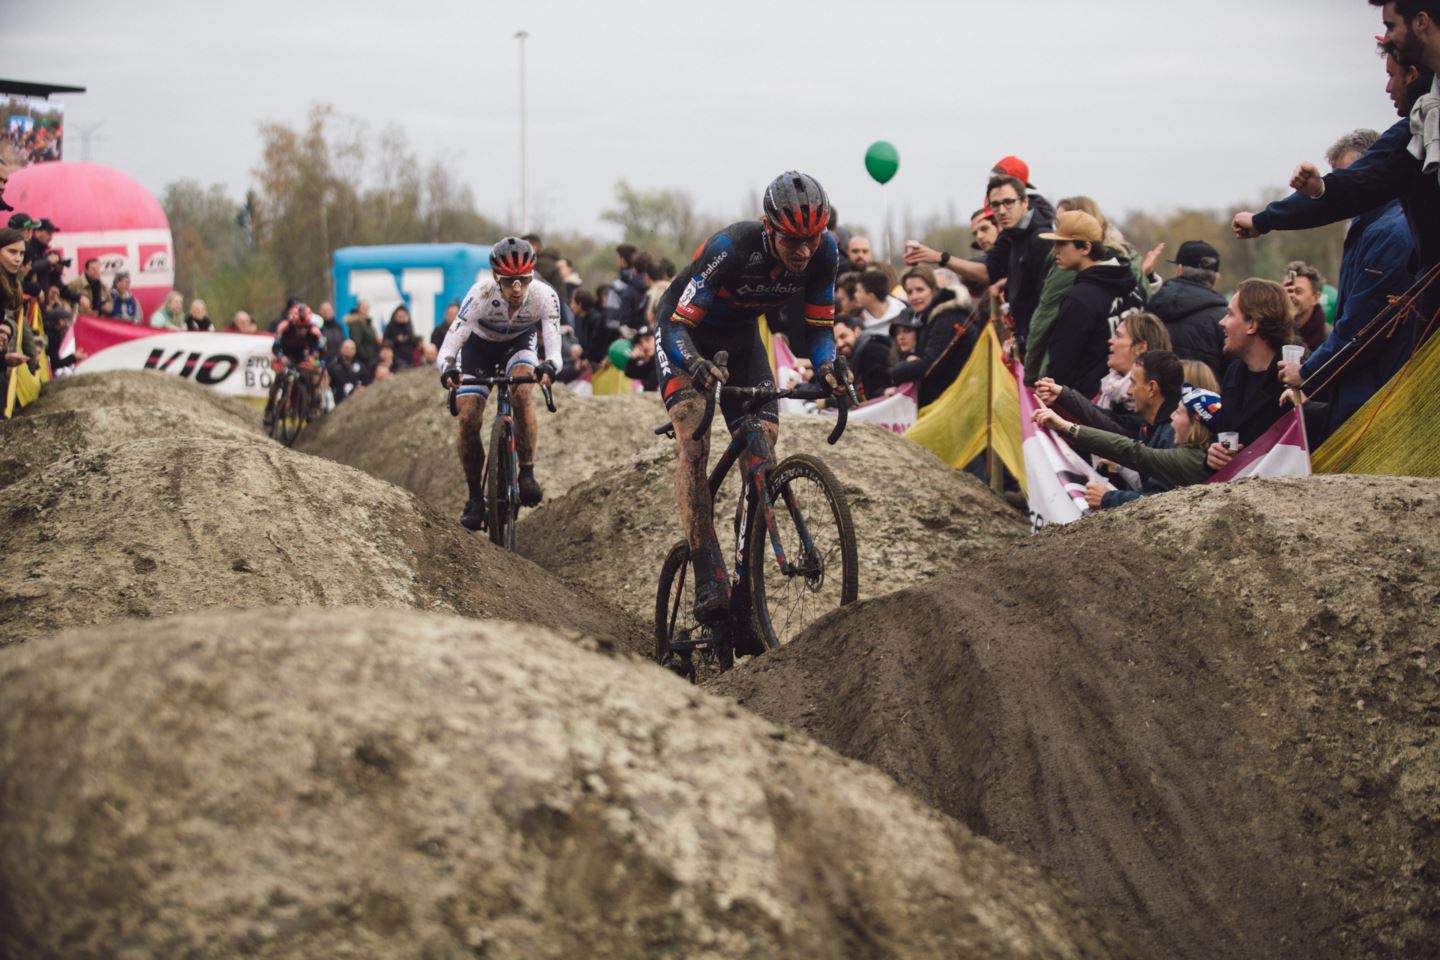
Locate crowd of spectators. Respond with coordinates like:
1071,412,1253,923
6,0,1437,511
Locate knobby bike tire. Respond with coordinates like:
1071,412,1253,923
266,380,282,441
654,540,691,664
747,452,858,651
278,376,302,446
485,412,517,550
286,378,311,447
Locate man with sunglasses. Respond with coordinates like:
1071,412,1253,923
439,237,561,530
655,170,848,629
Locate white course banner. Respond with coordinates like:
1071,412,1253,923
76,331,277,399
1014,361,1113,532
841,386,917,434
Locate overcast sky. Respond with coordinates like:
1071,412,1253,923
2,0,1396,249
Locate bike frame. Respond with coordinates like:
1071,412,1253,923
492,384,520,507
706,414,823,590
450,371,556,523
656,354,855,668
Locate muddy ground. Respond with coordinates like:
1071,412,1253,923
516,412,1026,626
297,369,668,519
0,607,1137,960
7,371,1439,959
0,373,643,652
713,475,1440,960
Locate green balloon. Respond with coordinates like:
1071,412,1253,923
608,337,632,369
1320,284,1339,325
864,140,900,185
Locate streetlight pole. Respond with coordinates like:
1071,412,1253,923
515,29,530,234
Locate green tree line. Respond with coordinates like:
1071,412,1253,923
165,103,1347,327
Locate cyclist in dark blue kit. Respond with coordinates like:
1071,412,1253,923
656,170,850,627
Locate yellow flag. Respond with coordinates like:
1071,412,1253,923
27,300,51,384
3,360,41,418
903,324,1026,492
591,362,636,396
1313,327,1440,475
759,315,775,374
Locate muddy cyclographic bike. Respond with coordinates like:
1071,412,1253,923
654,352,859,681
449,372,555,550
269,360,320,447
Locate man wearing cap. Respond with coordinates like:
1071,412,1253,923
1040,210,1146,400
1146,240,1227,379
903,157,1056,338
24,218,67,298
991,156,1057,221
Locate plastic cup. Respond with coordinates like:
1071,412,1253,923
1282,344,1304,365
1218,431,1240,452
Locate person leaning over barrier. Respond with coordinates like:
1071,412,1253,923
1034,357,1220,508
1206,279,1293,471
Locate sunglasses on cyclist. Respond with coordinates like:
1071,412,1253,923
775,231,823,250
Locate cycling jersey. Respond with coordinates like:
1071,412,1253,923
273,318,324,364
657,323,778,426
656,220,838,377
439,277,562,374
454,332,540,399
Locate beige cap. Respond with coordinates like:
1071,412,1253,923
1039,210,1104,244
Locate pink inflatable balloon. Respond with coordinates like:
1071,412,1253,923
7,162,175,318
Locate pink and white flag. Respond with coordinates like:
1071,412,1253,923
776,334,920,432
841,383,917,434
1014,361,1112,532
1206,407,1312,483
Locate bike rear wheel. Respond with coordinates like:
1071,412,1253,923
747,453,858,651
485,412,518,550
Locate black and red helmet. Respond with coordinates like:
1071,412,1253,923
763,171,830,238
490,237,536,278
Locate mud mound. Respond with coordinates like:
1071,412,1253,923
0,406,640,650
297,368,666,518
0,607,1136,959
517,413,1026,624
714,475,1440,960
0,404,261,488
37,369,260,426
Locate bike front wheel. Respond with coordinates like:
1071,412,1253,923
277,376,306,447
655,540,731,677
485,413,518,550
747,453,858,651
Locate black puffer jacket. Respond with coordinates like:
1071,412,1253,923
1047,262,1146,400
849,329,893,402
888,289,978,408
1148,276,1226,378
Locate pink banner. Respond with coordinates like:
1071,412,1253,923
1207,408,1311,483
73,313,173,356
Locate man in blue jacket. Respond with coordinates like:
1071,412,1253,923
1280,130,1415,442
1233,51,1425,442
